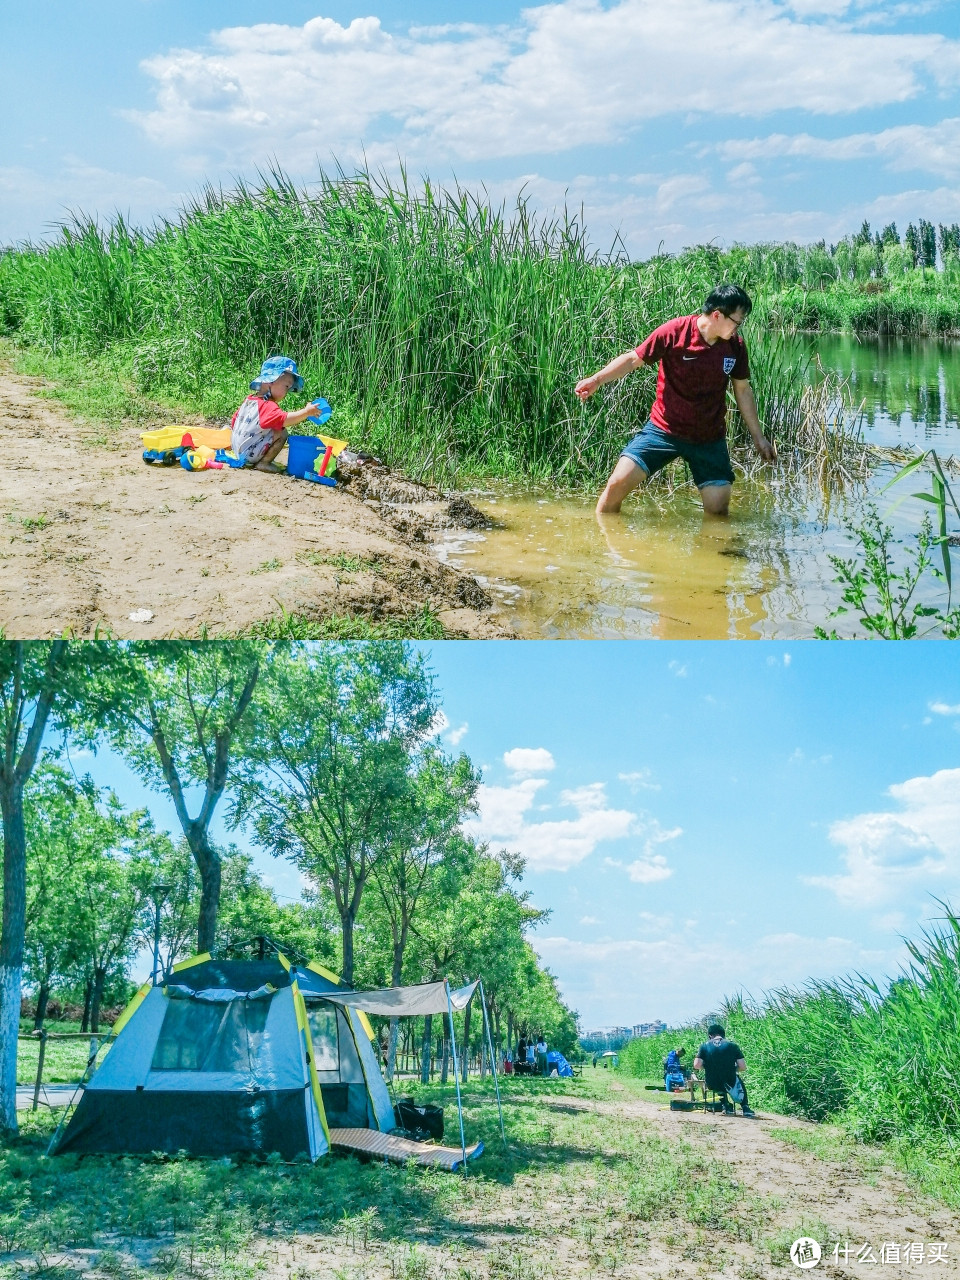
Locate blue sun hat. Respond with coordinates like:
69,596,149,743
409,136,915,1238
250,355,304,393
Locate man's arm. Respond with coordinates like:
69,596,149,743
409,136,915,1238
575,349,644,402
736,1058,746,1073
731,379,775,461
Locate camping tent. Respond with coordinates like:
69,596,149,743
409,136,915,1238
52,950,394,1160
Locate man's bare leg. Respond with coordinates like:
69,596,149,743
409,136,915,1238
700,483,732,517
254,429,289,472
596,456,647,513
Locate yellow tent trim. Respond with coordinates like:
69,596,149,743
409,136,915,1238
306,960,341,985
292,980,330,1146
276,950,291,972
112,980,151,1035
172,952,211,973
357,1011,376,1041
303,959,375,1039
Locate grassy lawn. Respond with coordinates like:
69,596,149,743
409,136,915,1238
16,1024,102,1087
2,1072,804,1280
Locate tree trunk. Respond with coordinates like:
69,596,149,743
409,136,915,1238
507,1010,513,1058
461,1000,472,1083
386,944,403,1082
0,783,27,1134
420,1014,432,1084
90,967,107,1034
340,909,355,988
80,975,93,1033
33,979,50,1031
190,829,222,954
387,1018,400,1082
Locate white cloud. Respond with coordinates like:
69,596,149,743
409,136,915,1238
129,3,960,173
806,766,960,906
621,855,673,883
618,769,660,792
468,777,641,872
432,709,470,745
930,701,960,716
503,746,555,776
668,659,688,677
715,117,960,180
0,161,182,246
605,819,682,883
536,927,902,1024
580,915,600,925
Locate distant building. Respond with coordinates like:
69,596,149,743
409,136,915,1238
633,1020,667,1037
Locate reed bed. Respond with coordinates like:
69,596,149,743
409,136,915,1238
622,906,960,1155
0,168,862,486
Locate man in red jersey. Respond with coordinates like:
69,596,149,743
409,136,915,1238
575,284,775,516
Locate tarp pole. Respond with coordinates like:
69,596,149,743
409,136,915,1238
479,980,507,1151
446,980,468,1174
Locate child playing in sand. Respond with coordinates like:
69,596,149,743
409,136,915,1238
231,356,322,472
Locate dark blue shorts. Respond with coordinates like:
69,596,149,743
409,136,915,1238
621,421,735,488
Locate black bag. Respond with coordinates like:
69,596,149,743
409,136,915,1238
394,1097,444,1141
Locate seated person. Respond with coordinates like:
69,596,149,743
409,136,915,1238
663,1046,687,1091
693,1024,755,1116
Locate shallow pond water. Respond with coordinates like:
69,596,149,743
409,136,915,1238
436,337,959,639
809,334,960,451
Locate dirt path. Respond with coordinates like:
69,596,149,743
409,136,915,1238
0,370,510,638
249,1085,960,1278
602,1089,958,1276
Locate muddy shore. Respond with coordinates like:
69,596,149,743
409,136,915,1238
0,368,512,639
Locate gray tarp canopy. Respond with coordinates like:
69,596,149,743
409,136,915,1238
318,980,478,1017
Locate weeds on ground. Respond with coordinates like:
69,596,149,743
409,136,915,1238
296,552,383,574
3,1075,783,1280
238,607,449,641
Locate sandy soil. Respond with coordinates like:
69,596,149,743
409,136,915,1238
0,370,511,638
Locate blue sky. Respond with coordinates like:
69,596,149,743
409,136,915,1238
71,641,960,1030
4,0,960,253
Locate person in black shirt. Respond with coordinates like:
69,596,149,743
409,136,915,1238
693,1024,755,1117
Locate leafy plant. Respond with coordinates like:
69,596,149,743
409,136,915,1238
817,450,960,638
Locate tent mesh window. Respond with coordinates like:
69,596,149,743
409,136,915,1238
152,997,271,1072
307,1005,340,1071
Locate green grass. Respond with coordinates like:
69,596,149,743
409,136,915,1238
766,276,960,336
1,1074,783,1280
296,551,384,573
231,605,450,640
16,1023,105,1086
0,170,861,489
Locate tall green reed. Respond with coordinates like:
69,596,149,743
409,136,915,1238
0,168,834,484
621,905,960,1149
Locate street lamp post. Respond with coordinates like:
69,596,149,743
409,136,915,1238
151,884,173,986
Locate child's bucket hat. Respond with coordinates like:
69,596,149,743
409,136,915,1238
250,355,304,392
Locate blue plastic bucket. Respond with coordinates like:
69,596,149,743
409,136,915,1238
287,434,323,479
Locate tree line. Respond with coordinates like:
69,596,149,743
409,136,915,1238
0,641,577,1136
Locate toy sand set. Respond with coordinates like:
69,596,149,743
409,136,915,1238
0,365,508,639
